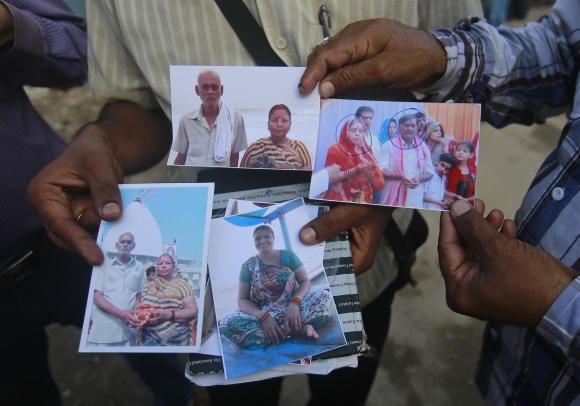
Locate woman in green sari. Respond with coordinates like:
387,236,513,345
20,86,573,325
220,225,332,348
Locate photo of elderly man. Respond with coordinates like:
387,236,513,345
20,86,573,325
172,69,247,167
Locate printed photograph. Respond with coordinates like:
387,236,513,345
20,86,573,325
169,65,320,170
208,199,346,379
310,99,481,211
79,183,214,353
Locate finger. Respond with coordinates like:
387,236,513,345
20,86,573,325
500,219,517,239
437,211,466,277
28,174,104,265
300,204,391,244
299,47,333,96
81,154,123,221
71,197,102,231
349,223,383,274
449,199,502,255
38,190,103,265
276,325,285,341
485,209,504,231
315,55,396,98
473,198,485,215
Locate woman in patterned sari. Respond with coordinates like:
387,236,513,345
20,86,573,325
220,225,332,348
240,104,312,170
137,253,198,346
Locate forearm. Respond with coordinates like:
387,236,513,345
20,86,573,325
293,279,311,301
382,168,402,180
0,0,87,87
90,101,172,175
230,152,239,167
424,195,443,205
238,299,261,317
173,307,197,323
94,292,123,318
423,10,576,127
418,172,433,183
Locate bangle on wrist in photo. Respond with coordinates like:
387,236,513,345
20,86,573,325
170,309,176,322
290,296,301,306
257,310,270,323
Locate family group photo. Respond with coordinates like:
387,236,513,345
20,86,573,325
311,99,481,211
80,184,213,353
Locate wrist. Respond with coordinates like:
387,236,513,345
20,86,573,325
290,296,302,307
256,310,270,323
169,309,176,322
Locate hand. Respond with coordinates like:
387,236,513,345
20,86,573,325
285,303,302,332
354,162,372,176
299,19,446,98
300,204,392,274
406,177,420,189
438,199,574,328
118,310,139,328
27,102,172,266
260,315,284,344
147,309,172,326
0,2,14,47
27,124,124,265
400,175,413,185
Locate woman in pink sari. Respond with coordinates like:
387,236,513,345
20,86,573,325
323,119,385,203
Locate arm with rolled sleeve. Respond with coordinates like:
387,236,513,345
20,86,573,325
420,0,578,128
0,0,87,88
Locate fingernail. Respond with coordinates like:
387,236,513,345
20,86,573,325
319,81,335,98
300,227,317,244
102,202,121,217
451,200,471,217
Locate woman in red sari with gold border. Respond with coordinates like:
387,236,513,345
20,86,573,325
323,119,385,203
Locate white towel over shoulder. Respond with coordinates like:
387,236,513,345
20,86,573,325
213,102,235,163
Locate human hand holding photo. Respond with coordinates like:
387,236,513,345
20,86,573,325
438,199,575,328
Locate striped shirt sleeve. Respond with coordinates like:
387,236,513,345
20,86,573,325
537,276,580,365
86,0,157,109
0,0,87,87
417,2,577,128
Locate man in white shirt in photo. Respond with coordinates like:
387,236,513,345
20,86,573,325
88,232,145,346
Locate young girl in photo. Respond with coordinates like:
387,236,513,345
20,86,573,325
447,140,476,201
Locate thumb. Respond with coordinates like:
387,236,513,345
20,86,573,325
449,200,499,254
318,56,390,98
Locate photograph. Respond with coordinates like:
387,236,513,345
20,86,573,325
208,198,346,379
79,183,214,353
168,65,320,170
310,99,481,211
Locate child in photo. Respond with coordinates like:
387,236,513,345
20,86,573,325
447,140,477,201
423,153,456,210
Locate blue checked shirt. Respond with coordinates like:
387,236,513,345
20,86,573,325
0,0,86,261
420,0,580,403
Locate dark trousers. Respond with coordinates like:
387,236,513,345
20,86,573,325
207,282,397,406
0,234,192,406
1,236,91,406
